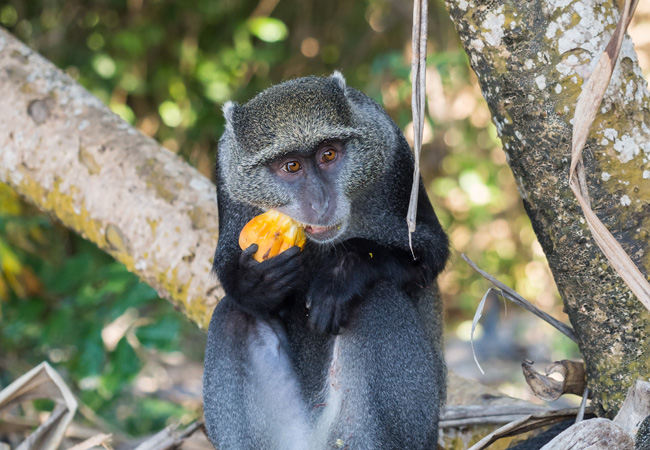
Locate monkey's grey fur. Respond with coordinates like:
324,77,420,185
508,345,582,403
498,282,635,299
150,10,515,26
203,73,449,450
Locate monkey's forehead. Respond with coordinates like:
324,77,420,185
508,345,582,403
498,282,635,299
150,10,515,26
231,77,354,155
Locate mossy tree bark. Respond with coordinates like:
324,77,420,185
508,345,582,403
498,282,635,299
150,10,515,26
446,0,650,416
0,28,222,330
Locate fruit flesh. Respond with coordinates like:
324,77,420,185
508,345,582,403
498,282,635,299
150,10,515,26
238,210,306,262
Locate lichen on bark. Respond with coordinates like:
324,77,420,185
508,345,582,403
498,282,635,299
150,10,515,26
446,0,650,415
0,29,222,330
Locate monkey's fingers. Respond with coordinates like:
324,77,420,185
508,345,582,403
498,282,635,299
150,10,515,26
308,297,346,335
259,245,302,264
261,256,304,291
240,244,260,263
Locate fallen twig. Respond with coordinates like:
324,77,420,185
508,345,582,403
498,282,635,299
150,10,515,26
132,421,202,450
68,433,113,450
440,404,548,428
575,387,590,424
467,406,595,450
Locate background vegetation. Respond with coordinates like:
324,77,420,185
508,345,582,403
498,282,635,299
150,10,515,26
3,0,647,439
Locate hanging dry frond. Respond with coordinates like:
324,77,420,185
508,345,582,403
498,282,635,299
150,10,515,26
568,0,649,311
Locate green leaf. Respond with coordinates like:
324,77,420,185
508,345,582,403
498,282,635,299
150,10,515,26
77,329,105,377
110,281,158,320
247,17,288,43
136,316,180,350
102,337,141,394
46,253,94,294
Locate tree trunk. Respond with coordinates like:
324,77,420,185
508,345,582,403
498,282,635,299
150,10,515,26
0,28,221,330
446,0,650,416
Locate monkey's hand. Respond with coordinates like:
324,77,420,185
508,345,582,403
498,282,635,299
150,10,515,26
229,244,304,319
306,250,375,335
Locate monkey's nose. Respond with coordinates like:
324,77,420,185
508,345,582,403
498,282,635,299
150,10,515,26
310,200,329,214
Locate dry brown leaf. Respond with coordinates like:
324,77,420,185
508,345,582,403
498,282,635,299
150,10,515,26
522,360,586,402
0,362,77,450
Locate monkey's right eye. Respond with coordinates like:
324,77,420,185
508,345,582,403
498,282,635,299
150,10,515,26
283,161,302,173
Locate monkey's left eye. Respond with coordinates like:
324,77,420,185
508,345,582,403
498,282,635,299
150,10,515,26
320,148,337,163
283,161,302,173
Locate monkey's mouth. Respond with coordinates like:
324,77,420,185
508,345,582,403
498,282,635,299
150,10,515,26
304,223,342,242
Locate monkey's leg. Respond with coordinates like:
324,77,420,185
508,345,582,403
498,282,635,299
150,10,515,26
314,282,443,450
203,296,311,450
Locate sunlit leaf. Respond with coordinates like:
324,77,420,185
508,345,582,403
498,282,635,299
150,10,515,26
92,54,116,79
110,103,135,124
158,101,183,127
114,30,145,57
247,17,288,43
0,5,17,27
205,80,231,103
86,32,105,51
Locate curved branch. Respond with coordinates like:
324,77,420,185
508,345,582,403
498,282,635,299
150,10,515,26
0,28,221,329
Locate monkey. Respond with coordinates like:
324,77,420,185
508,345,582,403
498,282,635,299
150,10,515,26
203,72,449,450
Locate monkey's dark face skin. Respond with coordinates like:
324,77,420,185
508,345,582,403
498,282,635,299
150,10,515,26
268,140,348,243
204,73,449,450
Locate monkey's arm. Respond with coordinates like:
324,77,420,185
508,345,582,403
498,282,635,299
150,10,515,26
307,238,435,334
308,180,449,335
213,162,304,319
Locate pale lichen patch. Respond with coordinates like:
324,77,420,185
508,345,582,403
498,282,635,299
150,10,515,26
613,134,649,164
620,195,631,206
603,128,618,141
535,75,547,90
470,39,485,53
481,6,505,47
544,0,574,13
601,40,649,113
602,172,611,181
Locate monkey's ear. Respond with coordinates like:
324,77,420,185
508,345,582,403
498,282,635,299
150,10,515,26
222,101,239,132
330,71,347,93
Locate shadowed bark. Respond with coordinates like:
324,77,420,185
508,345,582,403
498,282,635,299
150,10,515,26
446,0,650,416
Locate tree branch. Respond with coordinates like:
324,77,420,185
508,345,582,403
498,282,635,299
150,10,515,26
0,28,221,329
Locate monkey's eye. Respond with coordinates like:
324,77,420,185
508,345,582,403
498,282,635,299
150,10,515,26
320,148,337,164
283,161,302,173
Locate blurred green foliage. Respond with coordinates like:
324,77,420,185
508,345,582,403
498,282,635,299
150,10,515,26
0,0,574,436
0,183,200,434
